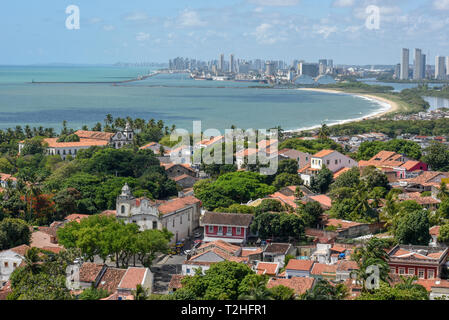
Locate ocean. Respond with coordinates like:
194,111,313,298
0,66,386,132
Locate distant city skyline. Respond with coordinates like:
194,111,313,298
2,0,449,65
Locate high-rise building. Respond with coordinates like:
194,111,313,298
219,54,224,72
414,48,423,80
421,54,426,79
446,57,449,77
394,64,401,79
265,61,276,76
401,48,409,80
319,59,328,75
436,56,446,80
230,54,235,73
299,62,319,77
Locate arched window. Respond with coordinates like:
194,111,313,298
121,205,126,214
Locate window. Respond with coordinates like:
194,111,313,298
236,227,241,235
227,227,232,236
218,226,223,235
390,267,396,274
173,219,175,228
121,206,125,214
153,221,157,229
428,270,435,279
13,263,17,268
418,269,425,279
327,160,330,165
408,268,415,276
188,212,190,221
398,268,405,275
208,226,214,233
180,216,182,225
4,262,8,268
186,268,190,274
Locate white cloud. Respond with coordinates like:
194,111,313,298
434,0,449,10
124,12,148,22
136,32,150,41
248,0,300,6
178,9,206,27
103,25,115,32
313,25,337,39
332,0,355,8
252,23,287,44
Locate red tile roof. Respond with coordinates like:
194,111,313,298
309,195,332,209
97,268,127,294
7,244,31,256
313,150,336,158
285,259,314,271
65,214,90,223
311,263,337,276
79,263,105,283
157,196,201,215
267,277,315,295
118,267,148,290
256,262,279,276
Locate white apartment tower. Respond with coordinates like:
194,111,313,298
414,48,424,80
436,56,446,80
401,48,409,80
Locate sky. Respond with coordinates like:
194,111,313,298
1,0,449,65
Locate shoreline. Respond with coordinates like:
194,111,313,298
285,88,400,133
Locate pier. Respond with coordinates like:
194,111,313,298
29,71,162,85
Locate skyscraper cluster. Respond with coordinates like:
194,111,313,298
399,48,448,80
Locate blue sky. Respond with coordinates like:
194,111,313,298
1,0,449,65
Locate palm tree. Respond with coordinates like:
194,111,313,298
350,238,391,292
302,279,349,300
132,284,149,300
22,247,41,274
105,114,114,127
238,277,273,300
318,124,330,140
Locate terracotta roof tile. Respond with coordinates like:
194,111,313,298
256,262,279,276
285,259,314,271
169,275,187,290
202,212,253,227
311,263,337,275
97,268,127,294
79,263,105,283
118,268,147,290
267,277,315,295
157,196,201,215
313,150,336,158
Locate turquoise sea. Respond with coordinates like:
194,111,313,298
0,66,387,132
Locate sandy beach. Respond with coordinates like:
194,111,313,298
290,88,400,133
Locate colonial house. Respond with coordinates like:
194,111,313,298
0,173,17,189
0,245,29,283
299,150,358,186
285,259,315,278
194,135,225,150
255,262,280,277
116,184,202,244
359,150,428,181
335,260,359,282
388,245,449,280
397,192,441,211
263,243,296,267
117,267,153,296
140,142,171,155
162,163,197,177
19,124,134,160
416,278,449,300
310,263,337,281
201,212,253,244
182,242,248,276
278,148,311,171
399,171,449,193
